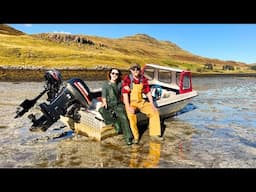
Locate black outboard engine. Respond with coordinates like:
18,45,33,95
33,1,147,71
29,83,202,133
44,69,63,102
29,78,92,132
15,69,63,119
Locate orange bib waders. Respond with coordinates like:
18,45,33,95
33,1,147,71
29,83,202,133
127,83,161,140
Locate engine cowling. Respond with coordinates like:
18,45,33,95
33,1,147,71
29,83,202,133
29,78,92,132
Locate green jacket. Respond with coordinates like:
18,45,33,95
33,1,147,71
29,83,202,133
101,80,122,109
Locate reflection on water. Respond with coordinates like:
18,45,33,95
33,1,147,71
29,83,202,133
129,142,161,168
1,76,256,167
176,103,197,116
177,141,186,160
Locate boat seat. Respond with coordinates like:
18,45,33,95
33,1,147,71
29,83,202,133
161,89,176,98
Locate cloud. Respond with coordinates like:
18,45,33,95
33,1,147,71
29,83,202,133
23,24,32,27
53,31,72,34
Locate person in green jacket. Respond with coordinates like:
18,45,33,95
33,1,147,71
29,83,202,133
98,68,134,145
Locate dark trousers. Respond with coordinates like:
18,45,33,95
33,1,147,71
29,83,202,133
99,103,133,144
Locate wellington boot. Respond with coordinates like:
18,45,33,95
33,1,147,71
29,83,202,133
126,138,133,145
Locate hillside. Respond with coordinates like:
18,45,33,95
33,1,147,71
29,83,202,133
0,24,24,36
0,24,252,74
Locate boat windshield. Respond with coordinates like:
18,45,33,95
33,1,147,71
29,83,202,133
144,68,154,80
159,70,172,83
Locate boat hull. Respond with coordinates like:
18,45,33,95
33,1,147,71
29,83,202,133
61,91,197,141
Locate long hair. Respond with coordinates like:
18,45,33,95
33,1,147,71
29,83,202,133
107,68,122,83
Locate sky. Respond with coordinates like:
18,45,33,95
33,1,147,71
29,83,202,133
8,24,256,64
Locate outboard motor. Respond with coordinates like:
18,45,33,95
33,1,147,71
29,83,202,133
29,78,92,132
15,69,63,118
44,69,63,102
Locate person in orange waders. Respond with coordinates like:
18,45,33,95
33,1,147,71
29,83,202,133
122,63,164,144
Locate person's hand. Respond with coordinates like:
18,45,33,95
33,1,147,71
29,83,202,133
151,104,158,112
126,106,135,114
102,103,107,109
123,86,130,92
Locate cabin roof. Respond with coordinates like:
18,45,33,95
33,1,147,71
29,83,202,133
145,64,184,72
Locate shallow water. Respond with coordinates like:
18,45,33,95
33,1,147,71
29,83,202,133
1,76,256,168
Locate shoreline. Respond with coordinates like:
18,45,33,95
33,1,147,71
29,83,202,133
0,67,129,82
1,67,256,81
192,72,256,77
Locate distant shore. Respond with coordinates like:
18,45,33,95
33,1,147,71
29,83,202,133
192,72,256,77
1,67,256,81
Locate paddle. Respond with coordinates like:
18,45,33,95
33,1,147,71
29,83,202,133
15,89,47,119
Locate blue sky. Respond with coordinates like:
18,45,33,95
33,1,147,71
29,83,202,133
8,24,256,64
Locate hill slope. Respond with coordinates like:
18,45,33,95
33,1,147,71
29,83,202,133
0,24,251,73
0,24,24,36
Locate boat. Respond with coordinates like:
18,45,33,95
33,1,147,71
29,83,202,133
61,64,198,141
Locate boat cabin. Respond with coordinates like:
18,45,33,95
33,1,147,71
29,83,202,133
142,63,193,95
